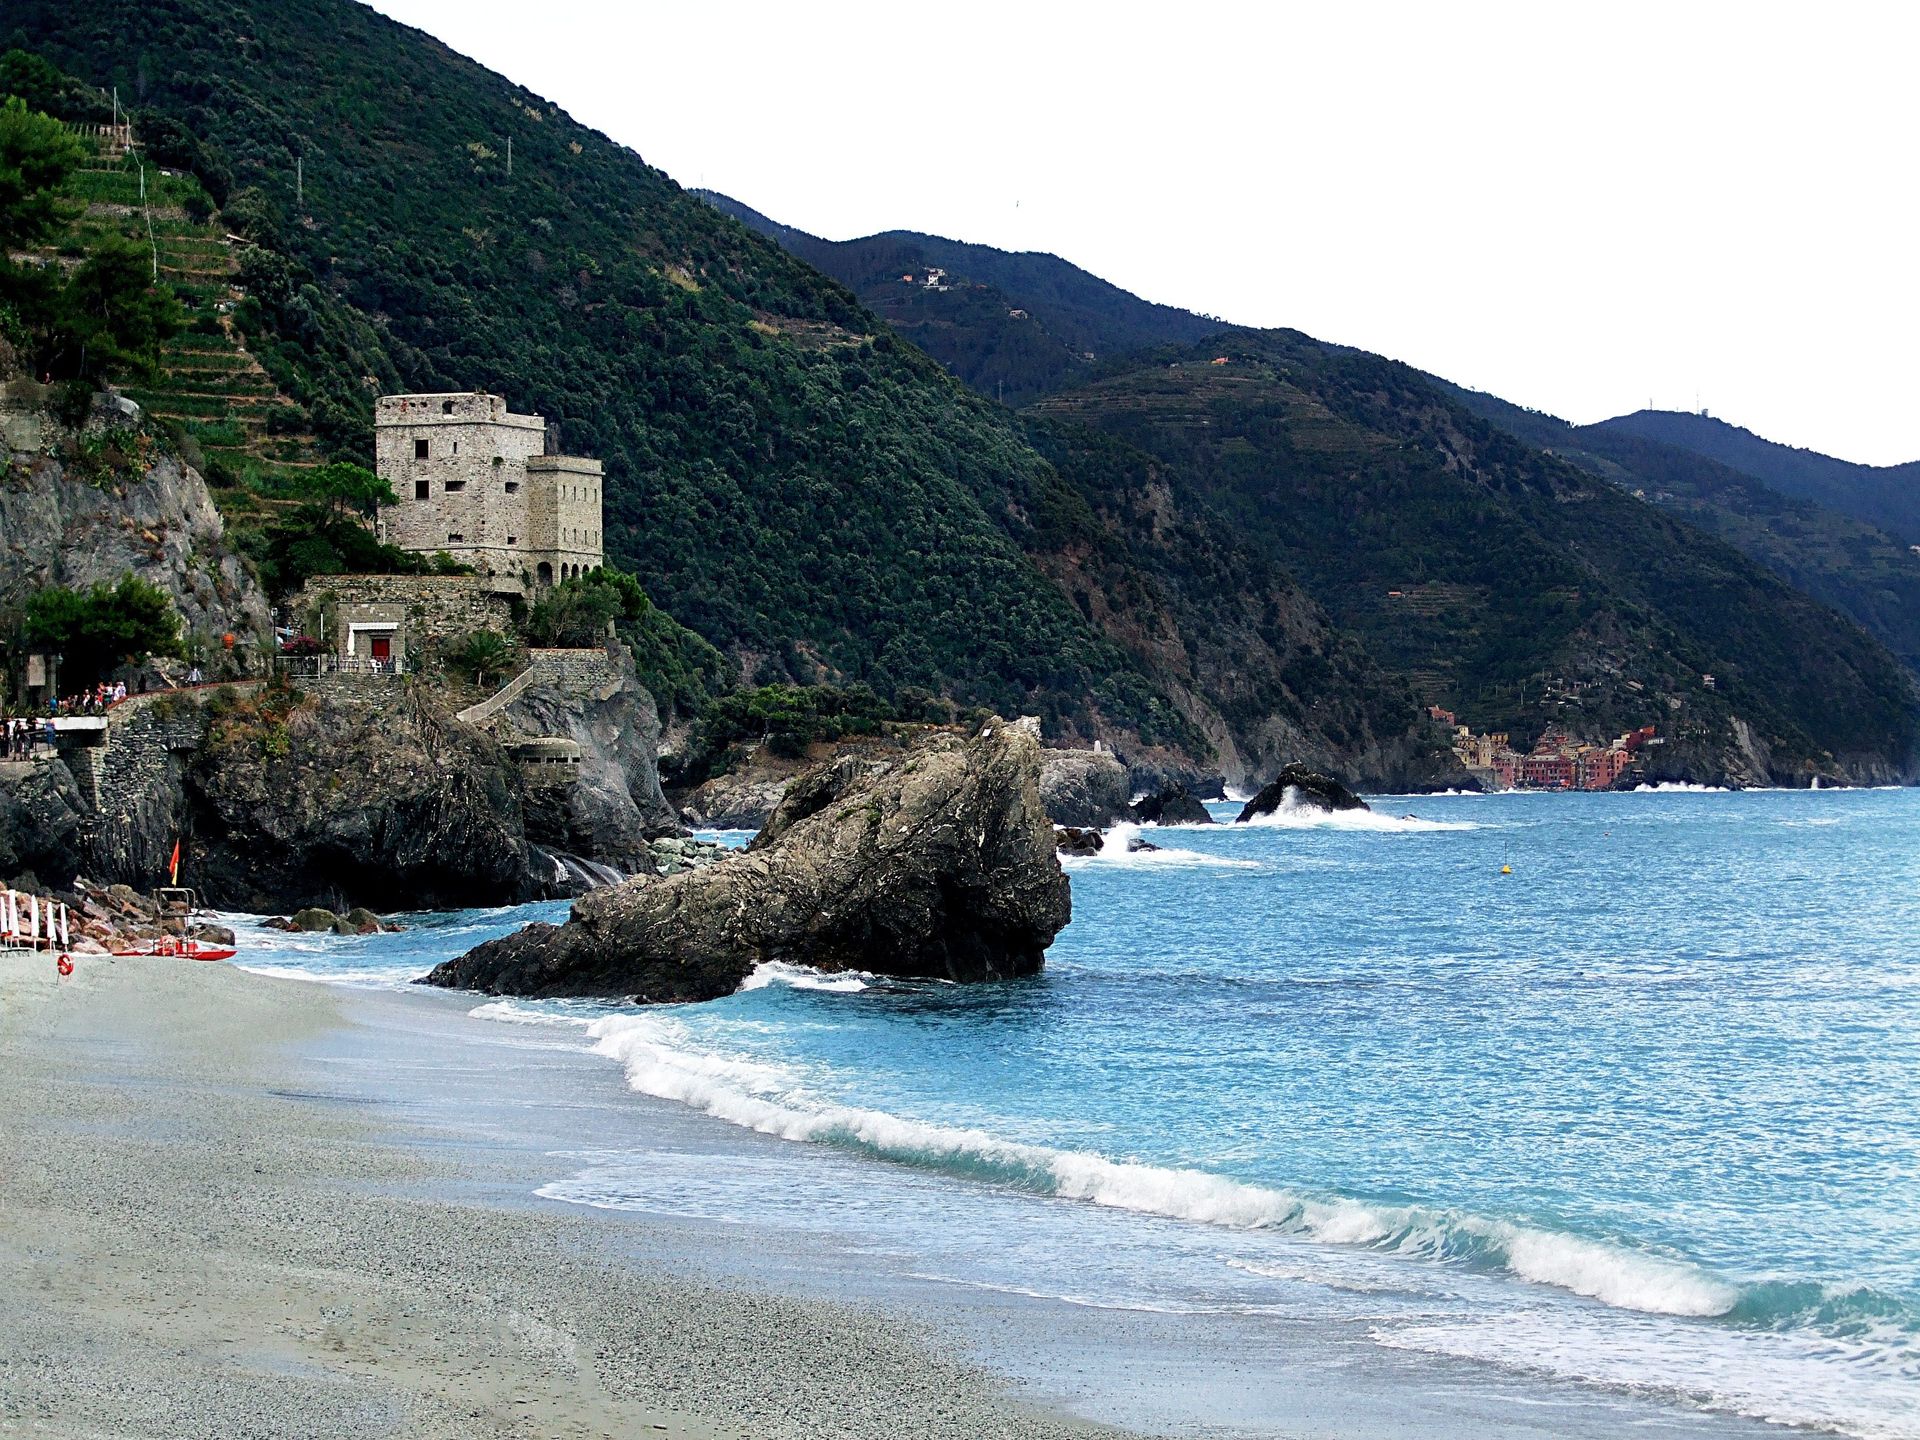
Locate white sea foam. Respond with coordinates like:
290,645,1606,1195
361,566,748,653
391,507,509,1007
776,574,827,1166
579,1013,1736,1319
1059,823,1261,870
468,998,598,1027
739,961,872,993
1238,793,1477,833
1376,1309,1920,1440
237,960,426,989
1633,782,1730,793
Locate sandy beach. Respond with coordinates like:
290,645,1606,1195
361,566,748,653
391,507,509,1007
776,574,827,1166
0,950,1129,1439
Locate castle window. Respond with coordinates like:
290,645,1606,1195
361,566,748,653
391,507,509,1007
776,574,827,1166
415,438,430,459
442,399,455,415
448,532,464,542
414,480,430,501
507,535,517,545
504,481,519,493
445,480,465,492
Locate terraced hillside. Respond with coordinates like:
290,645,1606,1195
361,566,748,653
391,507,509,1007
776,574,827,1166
50,137,328,527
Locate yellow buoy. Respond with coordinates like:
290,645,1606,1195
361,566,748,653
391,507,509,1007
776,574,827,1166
1500,864,1512,875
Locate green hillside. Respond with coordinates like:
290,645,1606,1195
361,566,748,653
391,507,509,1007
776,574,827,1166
16,0,1916,785
16,0,1208,746
700,190,1223,406
1031,335,1919,778
1447,385,1920,678
1598,410,1920,546
51,147,330,504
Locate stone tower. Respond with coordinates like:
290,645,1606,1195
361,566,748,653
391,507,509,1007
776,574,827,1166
373,392,604,594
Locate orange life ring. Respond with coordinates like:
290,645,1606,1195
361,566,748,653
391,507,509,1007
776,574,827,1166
56,954,73,976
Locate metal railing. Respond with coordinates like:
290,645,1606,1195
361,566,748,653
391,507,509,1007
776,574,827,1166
275,654,407,678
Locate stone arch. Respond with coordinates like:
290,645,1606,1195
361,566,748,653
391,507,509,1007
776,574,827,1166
537,561,553,587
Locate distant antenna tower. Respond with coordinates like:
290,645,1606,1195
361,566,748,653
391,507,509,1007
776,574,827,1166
296,154,303,209
506,135,512,176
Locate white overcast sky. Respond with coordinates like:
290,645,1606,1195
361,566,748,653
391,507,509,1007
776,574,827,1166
366,0,1919,466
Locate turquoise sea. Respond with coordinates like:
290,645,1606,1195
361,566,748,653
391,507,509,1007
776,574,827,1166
240,786,1920,1438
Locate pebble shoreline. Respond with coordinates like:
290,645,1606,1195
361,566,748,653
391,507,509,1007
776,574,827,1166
0,952,1139,1439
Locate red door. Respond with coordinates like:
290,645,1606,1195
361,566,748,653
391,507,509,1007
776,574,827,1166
370,636,392,662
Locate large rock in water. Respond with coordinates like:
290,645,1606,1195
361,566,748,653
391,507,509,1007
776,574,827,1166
1236,764,1369,822
424,719,1071,1001
1132,787,1215,826
1037,747,1132,828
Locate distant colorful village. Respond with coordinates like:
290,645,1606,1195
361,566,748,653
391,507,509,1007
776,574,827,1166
1430,708,1662,791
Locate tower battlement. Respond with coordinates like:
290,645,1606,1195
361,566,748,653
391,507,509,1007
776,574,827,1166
374,392,603,593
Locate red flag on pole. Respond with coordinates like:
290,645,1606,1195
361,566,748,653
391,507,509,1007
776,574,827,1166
169,839,181,887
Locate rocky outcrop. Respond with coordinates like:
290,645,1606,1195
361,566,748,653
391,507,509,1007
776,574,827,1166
1131,787,1214,826
0,383,271,666
185,681,541,912
1038,747,1132,828
423,719,1070,1001
0,759,89,886
1054,826,1102,856
677,769,794,831
261,905,396,935
749,754,889,851
498,643,683,870
1236,764,1369,822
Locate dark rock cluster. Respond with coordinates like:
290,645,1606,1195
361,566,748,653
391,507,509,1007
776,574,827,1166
1236,764,1369,821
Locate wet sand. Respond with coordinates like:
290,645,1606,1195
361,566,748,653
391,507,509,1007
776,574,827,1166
0,951,1129,1439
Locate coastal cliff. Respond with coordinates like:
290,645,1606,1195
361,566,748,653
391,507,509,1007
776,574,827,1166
183,681,539,912
0,381,271,666
424,719,1070,1000
494,643,685,873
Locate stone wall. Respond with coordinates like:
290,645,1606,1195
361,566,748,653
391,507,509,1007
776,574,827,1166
524,647,620,697
292,574,516,666
61,691,217,885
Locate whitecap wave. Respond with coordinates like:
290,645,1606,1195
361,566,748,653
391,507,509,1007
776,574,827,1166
578,1013,1734,1319
1060,823,1261,869
1238,793,1477,833
1633,782,1729,793
739,961,872,992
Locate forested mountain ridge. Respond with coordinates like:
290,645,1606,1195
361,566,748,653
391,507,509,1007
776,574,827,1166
725,194,1919,782
1597,410,1920,546
17,1,1917,786
699,190,1223,407
12,0,1463,787
1029,334,1919,783
16,0,1199,746
1444,385,1920,678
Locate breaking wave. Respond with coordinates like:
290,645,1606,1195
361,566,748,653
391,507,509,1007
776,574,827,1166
738,960,873,992
1060,822,1262,870
574,1013,1737,1319
1238,793,1477,832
